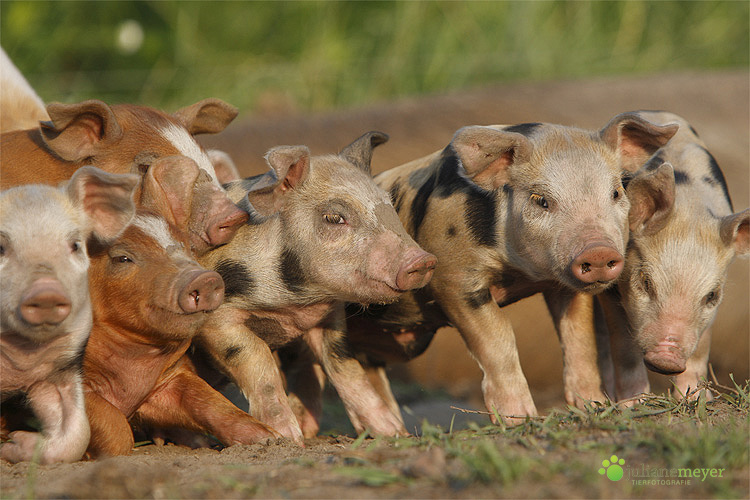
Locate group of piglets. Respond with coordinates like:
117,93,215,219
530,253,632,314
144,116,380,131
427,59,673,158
1,68,747,465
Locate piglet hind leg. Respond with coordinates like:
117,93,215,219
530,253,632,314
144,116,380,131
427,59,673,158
544,290,608,408
278,341,327,439
2,374,90,464
135,358,280,447
198,312,305,444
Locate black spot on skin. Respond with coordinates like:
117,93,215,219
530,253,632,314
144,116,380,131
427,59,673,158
223,345,243,364
389,182,404,213
643,155,666,172
325,334,355,362
464,190,497,247
245,317,288,349
409,147,502,238
409,169,436,236
403,330,436,359
280,248,305,293
673,170,690,184
699,146,733,210
503,123,542,137
491,270,517,289
465,288,492,309
215,259,255,299
446,225,457,237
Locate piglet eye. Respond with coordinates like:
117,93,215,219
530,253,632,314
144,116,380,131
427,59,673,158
112,255,133,264
0,245,5,257
613,187,622,200
704,290,720,307
639,270,653,295
71,241,82,253
323,213,345,225
530,193,548,209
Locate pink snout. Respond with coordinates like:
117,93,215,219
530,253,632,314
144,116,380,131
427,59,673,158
395,251,437,291
570,243,624,284
643,341,687,375
178,270,225,313
19,279,72,326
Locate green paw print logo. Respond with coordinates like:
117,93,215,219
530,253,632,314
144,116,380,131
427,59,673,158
599,455,625,481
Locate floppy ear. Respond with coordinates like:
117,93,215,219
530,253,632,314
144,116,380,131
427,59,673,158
207,149,242,183
626,163,676,236
339,131,389,175
242,145,311,216
719,208,750,255
42,100,123,162
172,98,239,135
66,166,138,242
450,125,532,190
600,112,679,173
138,155,200,229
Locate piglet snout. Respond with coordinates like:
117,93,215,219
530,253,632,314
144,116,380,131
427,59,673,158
571,243,623,284
178,270,225,313
19,279,72,326
395,250,437,291
644,340,687,375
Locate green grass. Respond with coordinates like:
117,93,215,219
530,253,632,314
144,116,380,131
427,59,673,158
2,1,747,113
332,381,750,498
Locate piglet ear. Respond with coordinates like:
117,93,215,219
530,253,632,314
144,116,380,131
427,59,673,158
65,166,137,242
139,155,200,229
339,131,389,175
626,163,676,236
208,149,242,183
719,208,750,255
172,98,239,135
42,100,123,162
600,112,679,173
242,145,311,216
451,126,531,190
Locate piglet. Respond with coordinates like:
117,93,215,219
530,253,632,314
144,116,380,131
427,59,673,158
344,114,678,424
82,156,278,457
1,167,137,464
0,97,247,256
599,111,749,401
196,132,436,442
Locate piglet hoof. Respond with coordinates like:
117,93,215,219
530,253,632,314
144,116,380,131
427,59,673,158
487,400,538,427
1,431,42,464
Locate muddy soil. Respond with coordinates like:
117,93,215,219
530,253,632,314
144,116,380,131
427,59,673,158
2,71,748,499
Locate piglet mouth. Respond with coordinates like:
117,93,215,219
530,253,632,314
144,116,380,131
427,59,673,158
643,341,687,375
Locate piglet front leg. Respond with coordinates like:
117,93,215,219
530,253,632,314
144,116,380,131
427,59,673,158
198,310,305,444
2,373,89,464
305,306,407,437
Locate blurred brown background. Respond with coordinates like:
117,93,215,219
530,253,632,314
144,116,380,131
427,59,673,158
201,70,749,411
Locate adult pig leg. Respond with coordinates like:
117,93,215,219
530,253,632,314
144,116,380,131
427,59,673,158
199,311,304,444
598,291,650,402
135,361,279,446
544,290,607,407
2,374,89,464
85,390,135,458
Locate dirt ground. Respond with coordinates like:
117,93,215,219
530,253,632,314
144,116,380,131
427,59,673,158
2,71,748,499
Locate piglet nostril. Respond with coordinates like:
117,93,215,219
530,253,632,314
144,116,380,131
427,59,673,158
607,260,617,269
581,262,591,274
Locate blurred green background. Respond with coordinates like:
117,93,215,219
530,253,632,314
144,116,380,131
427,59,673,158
1,1,748,114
